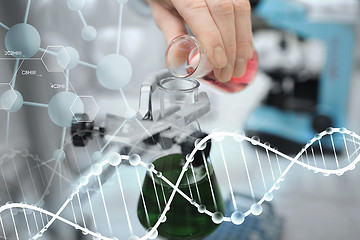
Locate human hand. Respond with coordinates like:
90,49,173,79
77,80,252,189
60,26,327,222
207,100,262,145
147,0,253,82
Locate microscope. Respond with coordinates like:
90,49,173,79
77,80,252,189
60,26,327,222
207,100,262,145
246,0,357,153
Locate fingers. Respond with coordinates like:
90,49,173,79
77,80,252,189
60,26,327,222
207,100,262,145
233,0,253,78
148,0,187,44
205,0,236,82
170,0,227,69
150,0,253,82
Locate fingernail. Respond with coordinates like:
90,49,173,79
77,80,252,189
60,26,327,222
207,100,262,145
233,58,247,78
220,63,233,82
213,46,227,68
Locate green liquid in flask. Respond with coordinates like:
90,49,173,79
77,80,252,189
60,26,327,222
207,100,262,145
137,154,225,239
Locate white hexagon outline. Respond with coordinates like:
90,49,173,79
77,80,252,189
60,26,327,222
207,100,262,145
0,83,18,111
70,95,99,123
40,46,70,73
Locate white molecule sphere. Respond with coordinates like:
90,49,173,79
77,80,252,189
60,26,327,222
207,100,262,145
92,232,102,240
233,130,245,142
11,204,19,215
91,163,103,176
9,90,23,112
67,0,85,11
53,149,66,161
250,136,260,145
147,163,155,172
314,134,321,140
211,212,224,224
185,154,194,162
20,149,29,157
57,46,79,70
81,26,97,41
159,215,167,223
5,23,40,58
123,108,137,120
79,176,88,185
129,154,141,166
147,228,158,240
194,138,206,150
1,90,23,112
231,211,245,225
7,149,16,158
340,127,347,134
107,152,122,166
48,91,84,127
96,54,132,90
72,187,80,195
250,203,263,216
25,207,33,215
212,128,225,142
264,192,273,201
197,204,206,213
326,127,334,134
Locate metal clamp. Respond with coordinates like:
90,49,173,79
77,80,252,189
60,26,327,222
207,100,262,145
138,69,172,121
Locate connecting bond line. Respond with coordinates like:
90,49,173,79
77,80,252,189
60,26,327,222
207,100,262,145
0,22,9,30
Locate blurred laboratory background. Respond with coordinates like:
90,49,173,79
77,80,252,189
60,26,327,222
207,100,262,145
0,0,359,239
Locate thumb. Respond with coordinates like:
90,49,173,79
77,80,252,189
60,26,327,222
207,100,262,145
148,1,187,44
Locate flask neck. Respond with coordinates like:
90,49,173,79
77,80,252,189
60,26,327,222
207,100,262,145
165,34,212,79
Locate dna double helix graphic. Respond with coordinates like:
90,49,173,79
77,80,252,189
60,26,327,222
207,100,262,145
0,127,359,240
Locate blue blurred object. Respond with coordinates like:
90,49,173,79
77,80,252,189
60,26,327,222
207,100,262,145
245,0,356,153
205,193,283,240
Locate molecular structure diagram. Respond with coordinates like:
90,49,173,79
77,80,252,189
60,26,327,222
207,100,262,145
0,0,132,153
1,1,360,240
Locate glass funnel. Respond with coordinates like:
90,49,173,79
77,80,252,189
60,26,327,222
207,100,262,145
137,77,225,239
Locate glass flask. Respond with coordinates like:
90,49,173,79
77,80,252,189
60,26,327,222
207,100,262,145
165,35,258,93
137,77,225,240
